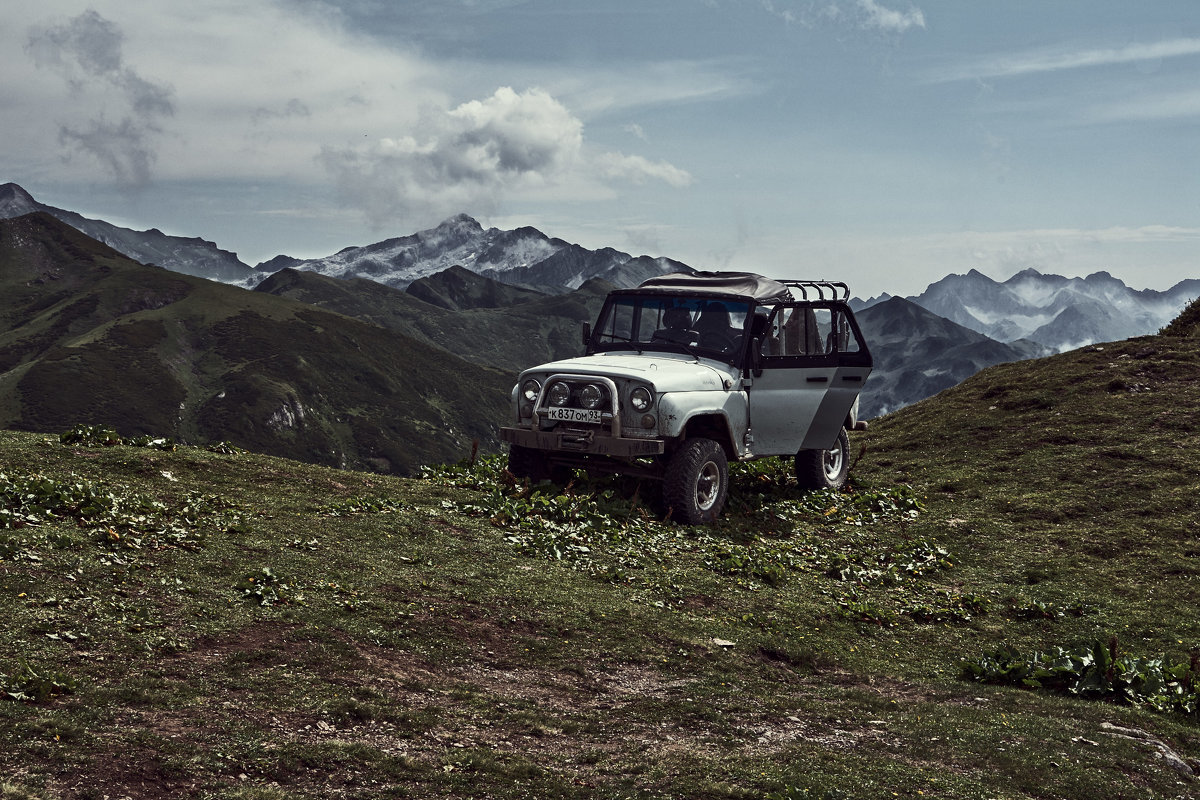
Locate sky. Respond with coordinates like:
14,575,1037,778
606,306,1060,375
2,0,1198,298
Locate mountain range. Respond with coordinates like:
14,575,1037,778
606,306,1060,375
5,181,1192,355
858,267,1199,354
0,212,512,475
2,180,1196,435
255,212,692,293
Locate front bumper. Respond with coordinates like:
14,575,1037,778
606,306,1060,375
501,426,665,458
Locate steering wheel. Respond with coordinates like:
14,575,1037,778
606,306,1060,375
700,330,738,352
652,328,699,345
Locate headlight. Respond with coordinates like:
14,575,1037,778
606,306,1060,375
580,384,603,410
521,379,541,403
630,386,653,412
547,382,571,407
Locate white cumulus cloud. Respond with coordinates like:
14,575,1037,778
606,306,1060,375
319,87,691,229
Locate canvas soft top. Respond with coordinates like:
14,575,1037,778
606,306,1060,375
634,271,794,304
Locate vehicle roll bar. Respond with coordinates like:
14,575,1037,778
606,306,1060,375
779,280,850,301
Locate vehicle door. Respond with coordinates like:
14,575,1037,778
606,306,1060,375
745,303,872,455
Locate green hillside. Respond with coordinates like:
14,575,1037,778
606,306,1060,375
1,320,1198,798
1161,296,1200,338
0,213,510,475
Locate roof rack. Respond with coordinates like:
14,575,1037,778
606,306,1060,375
779,280,850,301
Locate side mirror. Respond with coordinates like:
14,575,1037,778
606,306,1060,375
581,322,591,348
751,338,764,377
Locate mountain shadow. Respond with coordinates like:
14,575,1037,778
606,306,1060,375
254,267,610,375
406,265,547,310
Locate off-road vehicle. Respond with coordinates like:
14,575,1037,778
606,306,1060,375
500,271,872,524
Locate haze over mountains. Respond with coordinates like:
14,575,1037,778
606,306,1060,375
1,180,1196,432
896,268,1199,354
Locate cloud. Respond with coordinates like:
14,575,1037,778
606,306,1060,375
26,9,175,188
595,152,692,187
57,117,162,188
319,86,692,229
753,0,924,34
939,37,1200,82
251,98,313,125
854,0,925,33
1082,88,1200,125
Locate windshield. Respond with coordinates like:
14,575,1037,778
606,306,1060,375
591,294,753,359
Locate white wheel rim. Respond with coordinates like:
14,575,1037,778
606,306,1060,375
822,442,845,482
696,460,720,511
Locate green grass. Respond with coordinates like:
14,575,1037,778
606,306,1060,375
1,331,1199,799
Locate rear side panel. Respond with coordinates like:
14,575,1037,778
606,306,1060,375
745,302,871,455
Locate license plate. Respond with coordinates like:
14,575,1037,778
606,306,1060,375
544,407,602,424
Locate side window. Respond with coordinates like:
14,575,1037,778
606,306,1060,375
811,309,868,355
833,309,863,354
760,305,863,360
762,306,824,357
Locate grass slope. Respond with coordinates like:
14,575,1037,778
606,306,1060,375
1,328,1198,799
0,213,510,475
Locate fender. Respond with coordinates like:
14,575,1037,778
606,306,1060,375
657,390,749,458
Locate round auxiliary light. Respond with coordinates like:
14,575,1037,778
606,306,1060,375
580,384,603,410
630,386,653,412
521,379,541,403
547,381,571,407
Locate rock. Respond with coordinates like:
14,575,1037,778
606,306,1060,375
1099,722,1194,779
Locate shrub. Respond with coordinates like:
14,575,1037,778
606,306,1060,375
962,637,1200,717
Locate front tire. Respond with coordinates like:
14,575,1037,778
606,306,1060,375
795,427,850,490
663,438,729,524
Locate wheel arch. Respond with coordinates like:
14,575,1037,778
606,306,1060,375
680,413,738,461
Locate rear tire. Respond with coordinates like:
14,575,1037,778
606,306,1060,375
663,438,729,524
795,427,850,490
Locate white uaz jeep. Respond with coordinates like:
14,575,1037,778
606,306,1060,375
500,271,873,524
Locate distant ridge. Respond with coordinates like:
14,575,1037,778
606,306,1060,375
908,267,1200,353
0,182,255,284
263,213,693,293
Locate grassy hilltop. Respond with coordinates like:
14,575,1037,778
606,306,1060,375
1,311,1199,798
